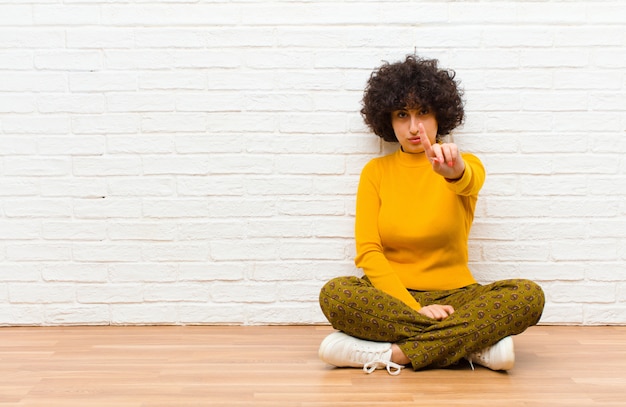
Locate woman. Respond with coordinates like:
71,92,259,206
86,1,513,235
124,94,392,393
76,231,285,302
318,55,545,375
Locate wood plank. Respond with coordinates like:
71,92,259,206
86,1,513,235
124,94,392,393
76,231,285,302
0,325,625,406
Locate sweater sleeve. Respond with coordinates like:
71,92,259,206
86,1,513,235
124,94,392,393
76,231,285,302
353,160,423,312
445,153,485,196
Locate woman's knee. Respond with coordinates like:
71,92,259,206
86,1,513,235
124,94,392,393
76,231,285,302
319,276,362,296
512,279,545,325
319,276,359,306
517,279,545,308
318,276,365,323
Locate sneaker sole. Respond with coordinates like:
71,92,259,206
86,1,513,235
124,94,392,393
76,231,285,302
494,336,515,371
318,331,350,366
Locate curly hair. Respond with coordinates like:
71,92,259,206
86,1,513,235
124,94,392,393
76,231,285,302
360,55,464,142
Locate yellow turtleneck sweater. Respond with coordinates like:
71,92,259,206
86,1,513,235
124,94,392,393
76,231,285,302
354,148,485,311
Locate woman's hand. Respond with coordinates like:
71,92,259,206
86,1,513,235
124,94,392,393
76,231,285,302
419,123,465,180
418,304,455,320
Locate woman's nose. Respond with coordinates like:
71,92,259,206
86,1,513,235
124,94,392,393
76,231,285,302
409,116,420,134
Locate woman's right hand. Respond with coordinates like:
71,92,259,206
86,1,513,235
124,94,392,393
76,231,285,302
418,304,455,320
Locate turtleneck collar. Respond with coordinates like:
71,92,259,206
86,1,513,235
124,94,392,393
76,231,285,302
396,147,431,167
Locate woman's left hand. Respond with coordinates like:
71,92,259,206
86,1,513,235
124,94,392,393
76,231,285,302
419,123,466,180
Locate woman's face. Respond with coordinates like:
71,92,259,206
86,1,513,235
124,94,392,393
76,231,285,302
391,107,438,154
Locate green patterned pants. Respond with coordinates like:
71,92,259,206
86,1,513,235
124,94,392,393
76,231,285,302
319,276,545,370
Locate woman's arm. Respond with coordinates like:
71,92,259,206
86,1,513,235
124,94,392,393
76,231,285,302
354,160,423,312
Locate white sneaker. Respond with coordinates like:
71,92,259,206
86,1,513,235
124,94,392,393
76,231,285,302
466,336,515,371
319,331,404,375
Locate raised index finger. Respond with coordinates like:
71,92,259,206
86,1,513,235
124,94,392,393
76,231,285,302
419,123,441,163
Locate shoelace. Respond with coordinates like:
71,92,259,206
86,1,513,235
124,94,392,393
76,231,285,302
467,348,489,371
363,359,404,375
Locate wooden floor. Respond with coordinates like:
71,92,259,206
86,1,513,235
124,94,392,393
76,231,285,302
0,325,625,407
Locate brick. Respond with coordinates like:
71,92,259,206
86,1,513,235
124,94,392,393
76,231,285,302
0,264,41,282
67,28,134,49
247,218,314,238
38,136,105,156
519,175,587,196
207,155,274,175
0,29,64,48
517,263,585,282
277,282,322,302
211,282,278,303
209,198,275,218
0,305,44,325
45,305,109,325
313,217,354,239
179,304,245,324
278,198,346,216
483,242,551,262
539,303,583,324
4,199,71,218
139,72,206,91
251,261,350,282
211,240,279,261
34,50,102,71
208,27,275,48
584,304,626,325
0,95,35,114
552,241,619,262
247,303,317,324
102,4,239,26
586,263,626,282
33,5,100,25
73,198,142,219
278,238,348,261
9,283,74,303
70,72,137,92
141,243,209,262
0,5,32,25
105,50,174,70
41,263,108,283
178,176,244,197
179,263,246,282
275,155,345,175
178,220,246,240
554,70,623,90
72,114,139,134
110,304,178,324
135,29,207,48
42,221,107,241
245,176,314,196
107,177,175,197
142,199,209,218
107,135,174,154
108,222,177,241
72,244,142,263
37,94,105,113
72,156,142,176
550,282,615,303
142,155,209,176
143,284,210,302
208,112,276,132
518,220,587,240
110,264,178,283
0,50,33,70
2,116,69,135
107,93,175,112
141,113,206,133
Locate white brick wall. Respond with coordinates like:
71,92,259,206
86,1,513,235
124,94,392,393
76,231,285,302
0,0,625,326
